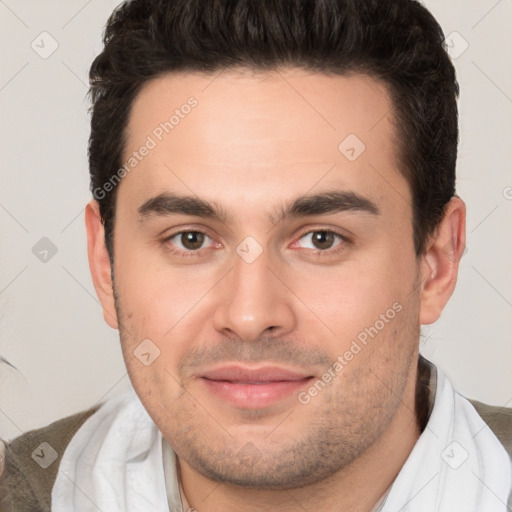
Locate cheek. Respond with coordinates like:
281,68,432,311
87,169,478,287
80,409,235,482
287,252,417,345
116,292,191,414
113,260,210,389
114,247,206,337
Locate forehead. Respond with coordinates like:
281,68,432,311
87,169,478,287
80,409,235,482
119,68,408,218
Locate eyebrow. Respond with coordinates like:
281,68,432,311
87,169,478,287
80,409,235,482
137,190,380,225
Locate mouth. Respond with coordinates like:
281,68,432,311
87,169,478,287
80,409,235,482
198,365,315,408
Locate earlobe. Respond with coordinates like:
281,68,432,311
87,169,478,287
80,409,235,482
84,200,119,330
419,196,466,325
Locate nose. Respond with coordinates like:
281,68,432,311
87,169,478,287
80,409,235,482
212,247,297,342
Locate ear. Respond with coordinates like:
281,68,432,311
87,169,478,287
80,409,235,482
85,199,119,329
419,196,466,325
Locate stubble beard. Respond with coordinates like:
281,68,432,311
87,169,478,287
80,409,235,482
112,279,420,490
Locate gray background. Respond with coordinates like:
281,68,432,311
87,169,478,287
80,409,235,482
1,0,511,441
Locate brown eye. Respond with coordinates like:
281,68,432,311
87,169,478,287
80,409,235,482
165,231,210,252
179,231,205,250
311,231,335,250
296,230,345,251
296,229,349,256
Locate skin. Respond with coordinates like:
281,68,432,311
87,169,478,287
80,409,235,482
85,68,466,512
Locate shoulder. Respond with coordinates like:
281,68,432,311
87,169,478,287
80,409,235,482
468,398,512,459
0,403,102,512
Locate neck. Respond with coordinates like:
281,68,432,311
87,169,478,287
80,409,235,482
178,359,429,512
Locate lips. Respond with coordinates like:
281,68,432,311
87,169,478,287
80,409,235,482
201,365,311,383
198,365,314,408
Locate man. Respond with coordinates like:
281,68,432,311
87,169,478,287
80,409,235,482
1,0,511,510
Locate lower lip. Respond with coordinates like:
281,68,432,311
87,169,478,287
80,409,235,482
200,377,313,408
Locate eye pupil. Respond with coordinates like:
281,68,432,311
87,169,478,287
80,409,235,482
313,231,334,250
181,231,204,250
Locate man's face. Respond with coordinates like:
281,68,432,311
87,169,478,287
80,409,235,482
110,69,423,488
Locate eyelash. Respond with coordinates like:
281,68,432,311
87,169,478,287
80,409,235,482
161,229,350,258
